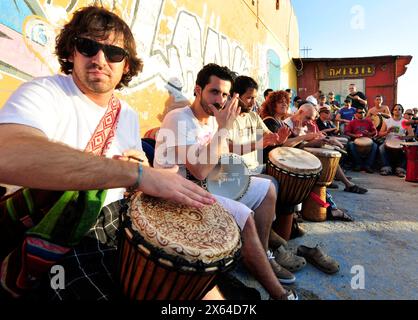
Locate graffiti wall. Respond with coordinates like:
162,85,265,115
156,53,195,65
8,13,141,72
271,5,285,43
0,0,299,134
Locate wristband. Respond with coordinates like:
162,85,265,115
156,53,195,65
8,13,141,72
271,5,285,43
131,163,143,190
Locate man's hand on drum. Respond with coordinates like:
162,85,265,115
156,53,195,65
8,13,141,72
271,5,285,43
209,93,240,130
326,137,344,149
304,132,325,141
139,166,216,209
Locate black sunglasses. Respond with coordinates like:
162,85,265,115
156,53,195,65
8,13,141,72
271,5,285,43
356,111,365,114
74,37,128,63
405,113,413,116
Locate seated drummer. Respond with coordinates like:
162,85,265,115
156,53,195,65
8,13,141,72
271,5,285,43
227,77,307,275
283,103,357,220
345,107,378,173
154,63,298,299
316,106,340,136
377,104,414,177
403,109,418,138
0,6,215,301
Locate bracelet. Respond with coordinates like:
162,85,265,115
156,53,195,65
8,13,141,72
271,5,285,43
131,163,143,190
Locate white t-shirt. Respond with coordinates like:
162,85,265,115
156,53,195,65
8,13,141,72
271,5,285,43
153,106,218,177
228,111,270,171
0,74,142,206
384,117,406,138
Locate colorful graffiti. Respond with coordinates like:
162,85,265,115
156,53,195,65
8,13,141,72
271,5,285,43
0,0,299,134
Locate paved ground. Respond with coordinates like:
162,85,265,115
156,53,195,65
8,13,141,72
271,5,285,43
220,169,418,300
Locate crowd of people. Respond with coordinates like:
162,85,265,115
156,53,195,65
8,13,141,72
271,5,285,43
0,5,417,302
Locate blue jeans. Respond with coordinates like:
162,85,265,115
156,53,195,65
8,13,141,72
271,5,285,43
348,141,378,168
379,143,406,169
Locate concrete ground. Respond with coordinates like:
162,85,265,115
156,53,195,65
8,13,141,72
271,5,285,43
219,169,418,300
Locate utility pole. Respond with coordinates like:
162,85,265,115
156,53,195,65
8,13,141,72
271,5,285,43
300,46,312,58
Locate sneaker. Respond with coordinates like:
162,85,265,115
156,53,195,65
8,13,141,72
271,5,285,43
267,250,296,284
273,287,299,300
395,167,406,178
380,166,392,176
274,245,307,272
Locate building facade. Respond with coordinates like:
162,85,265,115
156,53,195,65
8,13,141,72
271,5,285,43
293,55,412,110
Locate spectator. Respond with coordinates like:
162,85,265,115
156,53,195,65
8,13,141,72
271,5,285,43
346,83,367,111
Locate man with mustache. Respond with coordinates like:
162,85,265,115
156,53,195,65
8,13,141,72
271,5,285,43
154,64,298,299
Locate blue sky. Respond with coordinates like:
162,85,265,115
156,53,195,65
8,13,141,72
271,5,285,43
292,0,417,107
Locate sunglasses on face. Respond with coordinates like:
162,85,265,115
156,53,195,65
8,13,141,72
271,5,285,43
357,112,365,114
405,113,413,116
74,37,128,63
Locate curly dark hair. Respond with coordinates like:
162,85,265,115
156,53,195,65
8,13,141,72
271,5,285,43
55,6,143,90
260,90,290,119
195,63,235,90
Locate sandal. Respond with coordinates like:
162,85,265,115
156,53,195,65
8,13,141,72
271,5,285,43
380,166,392,176
296,245,339,274
274,245,307,272
344,185,368,194
327,208,354,222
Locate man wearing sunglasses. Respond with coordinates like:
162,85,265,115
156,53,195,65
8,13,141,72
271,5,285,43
345,108,378,173
0,6,215,300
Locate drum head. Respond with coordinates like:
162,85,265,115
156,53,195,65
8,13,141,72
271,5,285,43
400,141,418,147
354,137,373,146
268,147,322,175
304,147,341,158
127,193,241,265
205,154,250,200
385,137,403,149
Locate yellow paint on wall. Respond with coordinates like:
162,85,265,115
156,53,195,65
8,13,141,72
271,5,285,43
0,74,24,108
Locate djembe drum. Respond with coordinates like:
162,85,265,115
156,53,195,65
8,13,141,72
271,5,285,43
117,193,241,300
266,147,322,206
302,148,341,222
402,142,418,182
384,136,403,165
202,153,251,201
354,137,373,156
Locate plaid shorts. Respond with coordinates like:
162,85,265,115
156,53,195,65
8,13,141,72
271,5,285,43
41,200,124,301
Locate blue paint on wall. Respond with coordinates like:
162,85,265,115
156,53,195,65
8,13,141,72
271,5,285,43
267,49,280,90
0,0,33,34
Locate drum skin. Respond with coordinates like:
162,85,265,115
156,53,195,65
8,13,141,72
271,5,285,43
354,137,373,155
117,193,241,300
204,154,250,200
267,147,322,206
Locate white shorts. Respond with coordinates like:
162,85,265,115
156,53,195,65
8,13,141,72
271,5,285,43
214,176,271,230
